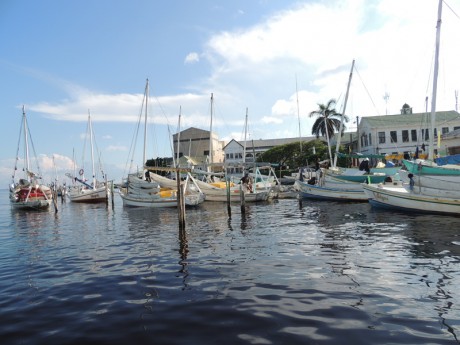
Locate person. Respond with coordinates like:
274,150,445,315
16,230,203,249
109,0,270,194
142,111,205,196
145,170,151,182
359,158,370,174
240,172,253,193
408,173,415,191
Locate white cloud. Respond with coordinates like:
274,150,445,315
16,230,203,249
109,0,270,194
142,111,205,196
185,52,200,64
25,0,460,139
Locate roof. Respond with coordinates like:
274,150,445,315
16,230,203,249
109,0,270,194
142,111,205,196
359,110,460,128
239,136,318,149
223,138,243,150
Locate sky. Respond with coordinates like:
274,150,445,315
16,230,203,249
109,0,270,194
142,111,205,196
2,0,460,187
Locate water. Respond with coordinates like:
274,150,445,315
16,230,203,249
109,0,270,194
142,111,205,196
1,189,459,345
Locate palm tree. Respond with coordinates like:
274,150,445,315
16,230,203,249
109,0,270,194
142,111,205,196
309,99,348,163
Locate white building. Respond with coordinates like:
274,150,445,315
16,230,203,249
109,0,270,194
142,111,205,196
357,109,460,159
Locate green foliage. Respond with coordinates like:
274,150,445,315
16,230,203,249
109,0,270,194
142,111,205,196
145,157,174,167
309,99,349,140
257,139,326,169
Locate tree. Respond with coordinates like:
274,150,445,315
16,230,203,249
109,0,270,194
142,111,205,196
257,139,331,176
309,99,348,163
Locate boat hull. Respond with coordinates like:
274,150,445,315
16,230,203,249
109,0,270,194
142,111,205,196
67,187,110,203
362,183,460,215
119,191,177,208
295,180,368,201
403,159,460,175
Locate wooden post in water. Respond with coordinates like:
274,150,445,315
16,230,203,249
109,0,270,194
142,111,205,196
52,187,58,213
105,175,109,207
110,180,115,209
177,170,185,229
226,176,231,216
240,184,245,214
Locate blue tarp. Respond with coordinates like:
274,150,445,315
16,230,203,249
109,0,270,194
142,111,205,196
434,154,460,166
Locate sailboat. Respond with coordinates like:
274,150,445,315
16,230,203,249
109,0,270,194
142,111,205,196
10,106,53,210
190,98,270,202
120,79,204,207
295,60,370,201
67,112,110,203
363,0,460,215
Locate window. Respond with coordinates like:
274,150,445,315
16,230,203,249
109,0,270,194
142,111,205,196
236,153,242,159
368,133,372,146
204,150,209,156
378,131,385,144
434,128,438,138
402,130,409,142
390,131,397,143
411,129,417,141
423,128,429,140
364,135,368,147
442,127,449,134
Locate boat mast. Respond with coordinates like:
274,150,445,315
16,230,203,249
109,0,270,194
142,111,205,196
143,79,149,171
22,106,30,180
177,106,182,168
243,108,248,167
429,0,442,159
333,59,355,168
296,74,302,154
88,111,96,189
208,93,214,171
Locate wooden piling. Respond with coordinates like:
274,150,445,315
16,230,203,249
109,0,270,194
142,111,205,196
240,184,245,214
177,171,185,229
226,177,231,216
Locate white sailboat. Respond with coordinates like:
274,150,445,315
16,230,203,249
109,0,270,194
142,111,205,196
10,106,53,210
67,112,110,203
363,0,460,215
120,79,204,207
296,60,369,201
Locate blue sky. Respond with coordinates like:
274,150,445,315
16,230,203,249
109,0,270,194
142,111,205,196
2,0,460,186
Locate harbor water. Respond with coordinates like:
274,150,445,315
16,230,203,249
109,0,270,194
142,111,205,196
1,189,459,344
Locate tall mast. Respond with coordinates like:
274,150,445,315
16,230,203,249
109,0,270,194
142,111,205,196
143,79,149,169
209,93,214,169
296,74,302,154
88,110,96,189
22,106,30,178
243,108,248,166
176,106,182,167
333,59,354,168
429,0,442,159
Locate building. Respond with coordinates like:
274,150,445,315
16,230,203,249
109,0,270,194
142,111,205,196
172,127,317,172
357,109,460,160
172,127,225,167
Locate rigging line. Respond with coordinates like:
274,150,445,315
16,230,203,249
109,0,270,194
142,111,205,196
353,66,380,115
123,89,146,175
25,115,42,178
13,114,24,177
444,0,460,21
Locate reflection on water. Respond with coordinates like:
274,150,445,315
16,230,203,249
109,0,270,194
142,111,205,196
0,191,459,344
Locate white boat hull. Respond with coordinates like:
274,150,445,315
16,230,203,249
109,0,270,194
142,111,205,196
295,180,368,201
67,186,110,203
194,179,270,202
119,191,177,208
398,169,460,191
362,182,460,215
